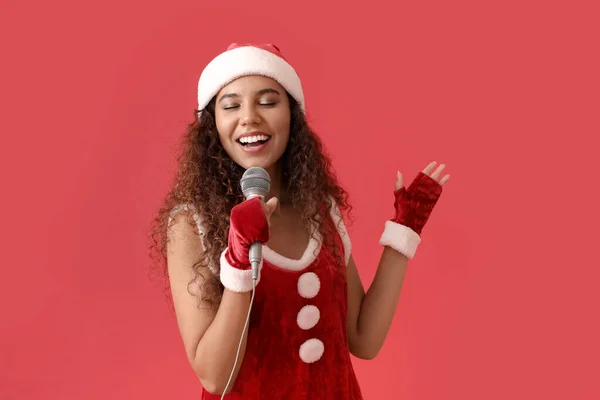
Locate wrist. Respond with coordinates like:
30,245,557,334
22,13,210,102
219,248,262,292
379,220,421,259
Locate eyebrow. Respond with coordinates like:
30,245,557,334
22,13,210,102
218,88,281,103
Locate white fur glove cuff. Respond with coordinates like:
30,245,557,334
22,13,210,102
379,220,422,259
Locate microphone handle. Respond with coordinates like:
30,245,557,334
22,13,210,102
245,193,265,281
249,241,262,280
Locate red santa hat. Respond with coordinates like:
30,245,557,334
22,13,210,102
197,43,305,113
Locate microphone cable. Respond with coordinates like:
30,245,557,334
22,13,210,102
220,276,257,399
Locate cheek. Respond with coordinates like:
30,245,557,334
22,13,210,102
216,131,229,149
273,113,291,139
281,124,291,146
274,130,291,154
215,115,235,143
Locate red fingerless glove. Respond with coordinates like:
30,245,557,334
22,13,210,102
380,172,443,259
393,172,442,234
220,197,270,292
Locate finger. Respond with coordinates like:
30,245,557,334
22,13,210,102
422,161,437,176
264,197,279,217
439,174,451,186
430,163,446,180
395,171,404,191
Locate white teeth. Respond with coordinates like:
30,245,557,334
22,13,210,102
239,135,269,144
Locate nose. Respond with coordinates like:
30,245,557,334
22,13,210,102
240,104,261,126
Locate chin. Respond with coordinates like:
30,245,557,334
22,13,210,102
234,152,284,173
244,159,278,172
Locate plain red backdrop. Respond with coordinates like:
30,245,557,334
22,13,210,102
1,0,599,399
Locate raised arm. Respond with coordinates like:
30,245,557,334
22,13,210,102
167,211,251,394
167,196,278,394
346,161,450,359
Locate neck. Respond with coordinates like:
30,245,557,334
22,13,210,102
265,162,286,205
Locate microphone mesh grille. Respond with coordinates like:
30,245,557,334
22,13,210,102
240,167,271,199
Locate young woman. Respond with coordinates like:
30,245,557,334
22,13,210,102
149,43,450,399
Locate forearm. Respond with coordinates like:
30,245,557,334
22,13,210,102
193,288,252,394
354,247,408,357
348,163,447,359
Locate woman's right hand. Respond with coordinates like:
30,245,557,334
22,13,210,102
260,196,279,231
220,196,278,292
223,197,278,272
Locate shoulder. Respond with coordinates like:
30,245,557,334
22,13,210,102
167,203,206,253
168,202,219,275
168,203,205,237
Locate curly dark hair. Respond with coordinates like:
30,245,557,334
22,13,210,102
148,93,352,311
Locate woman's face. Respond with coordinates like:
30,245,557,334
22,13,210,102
214,75,291,173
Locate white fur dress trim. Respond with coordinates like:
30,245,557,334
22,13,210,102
329,201,352,265
263,231,322,271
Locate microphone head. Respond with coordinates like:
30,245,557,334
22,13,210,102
241,167,271,200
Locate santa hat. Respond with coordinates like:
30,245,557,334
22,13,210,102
197,43,305,113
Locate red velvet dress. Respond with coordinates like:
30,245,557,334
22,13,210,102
202,204,362,399
167,172,441,399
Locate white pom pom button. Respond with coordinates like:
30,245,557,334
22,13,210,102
299,338,324,364
297,272,320,299
296,305,320,330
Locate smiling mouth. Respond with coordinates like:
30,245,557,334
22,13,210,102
237,134,272,148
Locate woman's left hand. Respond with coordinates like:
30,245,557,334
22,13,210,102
391,161,450,236
395,161,450,191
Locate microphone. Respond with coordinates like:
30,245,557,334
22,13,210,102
240,167,271,281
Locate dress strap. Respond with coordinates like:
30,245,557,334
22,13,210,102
168,203,218,275
328,197,352,266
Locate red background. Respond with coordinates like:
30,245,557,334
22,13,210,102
1,0,599,399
